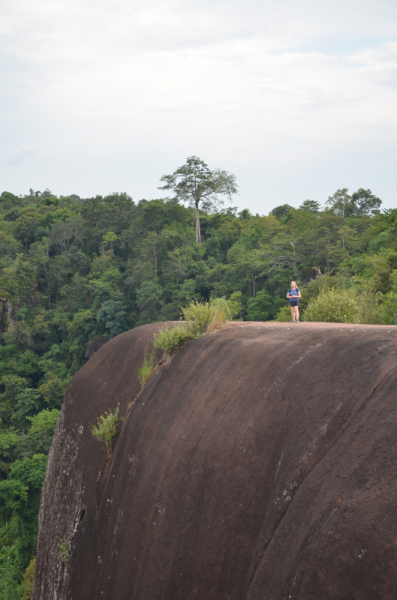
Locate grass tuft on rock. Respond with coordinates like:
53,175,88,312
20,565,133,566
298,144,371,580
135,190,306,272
90,405,120,457
154,298,232,357
138,348,157,387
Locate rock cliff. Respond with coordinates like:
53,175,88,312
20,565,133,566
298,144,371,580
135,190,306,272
33,322,397,600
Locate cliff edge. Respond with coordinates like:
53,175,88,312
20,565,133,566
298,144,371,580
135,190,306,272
33,322,397,600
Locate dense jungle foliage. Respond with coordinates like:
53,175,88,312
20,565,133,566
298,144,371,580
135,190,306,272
0,181,396,597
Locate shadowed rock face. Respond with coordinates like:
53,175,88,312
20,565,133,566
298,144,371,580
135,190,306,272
84,338,106,361
33,322,397,600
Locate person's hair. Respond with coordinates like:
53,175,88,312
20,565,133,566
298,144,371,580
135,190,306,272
290,280,297,288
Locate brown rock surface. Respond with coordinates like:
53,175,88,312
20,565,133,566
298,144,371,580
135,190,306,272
84,338,107,361
33,322,397,600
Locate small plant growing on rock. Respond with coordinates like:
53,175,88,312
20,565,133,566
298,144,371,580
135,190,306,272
181,297,231,333
154,298,232,356
153,323,197,356
90,405,120,457
58,539,68,564
181,300,212,332
138,347,157,387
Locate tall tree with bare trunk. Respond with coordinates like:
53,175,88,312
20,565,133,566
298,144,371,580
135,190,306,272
159,156,237,244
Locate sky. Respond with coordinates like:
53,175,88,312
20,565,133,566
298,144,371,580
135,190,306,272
1,0,397,214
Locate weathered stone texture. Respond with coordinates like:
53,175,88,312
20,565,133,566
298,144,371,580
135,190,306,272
33,322,397,600
84,338,107,361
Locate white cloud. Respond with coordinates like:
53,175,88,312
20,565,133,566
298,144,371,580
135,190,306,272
0,146,39,166
0,0,397,210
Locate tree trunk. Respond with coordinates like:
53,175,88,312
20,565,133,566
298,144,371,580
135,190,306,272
45,272,51,308
195,202,201,244
7,301,17,327
153,246,157,277
0,299,6,334
251,273,256,298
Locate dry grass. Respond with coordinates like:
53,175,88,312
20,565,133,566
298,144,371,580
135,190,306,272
207,298,232,332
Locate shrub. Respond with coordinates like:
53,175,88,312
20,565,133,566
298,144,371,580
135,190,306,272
154,298,232,356
181,301,212,333
357,289,381,324
153,323,197,356
181,298,231,333
227,291,242,319
275,306,292,322
304,288,380,324
90,405,120,457
299,275,337,312
137,348,157,386
21,557,35,600
378,291,397,324
247,290,273,321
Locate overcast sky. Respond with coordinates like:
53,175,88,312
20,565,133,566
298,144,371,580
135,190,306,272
1,0,397,213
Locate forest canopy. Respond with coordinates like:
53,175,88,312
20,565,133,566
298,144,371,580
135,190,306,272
0,168,396,597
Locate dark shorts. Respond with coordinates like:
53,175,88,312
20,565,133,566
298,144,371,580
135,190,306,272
289,300,299,307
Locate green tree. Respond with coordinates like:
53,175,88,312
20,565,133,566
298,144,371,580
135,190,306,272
14,389,41,423
0,257,36,334
13,210,44,252
26,409,59,454
0,192,24,212
96,300,127,339
0,231,22,261
136,281,164,323
326,188,351,218
351,188,382,216
159,156,237,244
247,290,274,321
0,454,47,581
300,200,321,213
270,204,293,222
49,216,85,256
101,231,118,252
326,188,382,218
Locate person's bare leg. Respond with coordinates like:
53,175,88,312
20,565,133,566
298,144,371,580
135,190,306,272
290,306,295,322
295,306,299,322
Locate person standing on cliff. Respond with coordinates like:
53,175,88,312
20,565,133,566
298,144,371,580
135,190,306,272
287,281,301,323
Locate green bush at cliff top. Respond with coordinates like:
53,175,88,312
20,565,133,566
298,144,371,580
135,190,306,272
154,298,232,356
304,288,379,324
